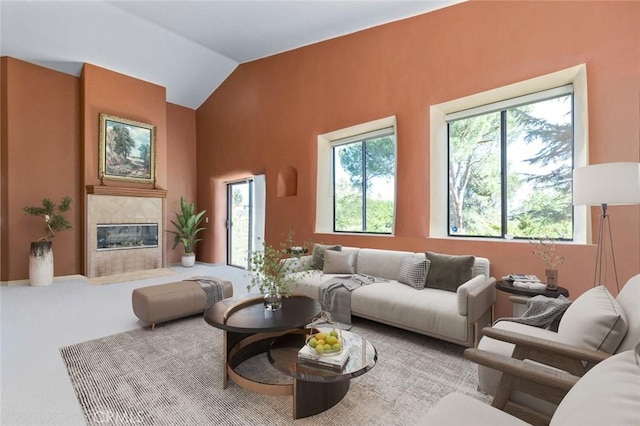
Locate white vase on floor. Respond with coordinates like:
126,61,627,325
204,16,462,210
181,253,196,267
29,241,54,286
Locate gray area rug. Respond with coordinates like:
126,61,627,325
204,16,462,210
60,316,490,425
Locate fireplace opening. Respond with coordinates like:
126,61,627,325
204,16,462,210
97,223,158,251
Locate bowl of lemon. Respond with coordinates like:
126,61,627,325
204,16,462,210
306,329,343,356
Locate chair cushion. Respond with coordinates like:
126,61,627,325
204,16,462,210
425,252,475,292
323,250,355,274
551,346,640,426
418,393,528,426
397,255,430,289
558,285,628,353
616,274,640,352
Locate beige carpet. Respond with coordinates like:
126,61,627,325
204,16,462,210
60,316,491,425
88,268,177,285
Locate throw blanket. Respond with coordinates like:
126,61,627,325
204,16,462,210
496,295,571,331
319,274,386,325
186,276,226,309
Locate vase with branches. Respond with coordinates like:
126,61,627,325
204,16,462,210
23,197,73,286
531,238,567,289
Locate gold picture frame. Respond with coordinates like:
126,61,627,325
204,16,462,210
98,113,156,184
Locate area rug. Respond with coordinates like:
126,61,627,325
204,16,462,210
88,268,176,285
60,316,490,425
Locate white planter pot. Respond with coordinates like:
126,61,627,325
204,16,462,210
29,241,54,286
181,253,196,267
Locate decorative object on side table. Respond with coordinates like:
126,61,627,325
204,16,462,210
23,197,73,286
531,237,566,290
247,230,311,311
167,197,206,267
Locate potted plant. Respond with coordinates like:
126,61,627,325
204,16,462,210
167,197,206,267
24,197,73,286
247,231,310,310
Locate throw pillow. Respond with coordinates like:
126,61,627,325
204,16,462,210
311,243,342,270
397,256,431,290
323,250,355,274
558,285,628,353
424,251,475,292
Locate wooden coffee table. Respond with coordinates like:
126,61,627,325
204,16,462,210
268,329,377,419
203,294,322,396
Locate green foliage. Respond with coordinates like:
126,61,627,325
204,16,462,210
24,197,73,242
338,136,395,189
246,231,310,296
111,125,136,160
166,197,206,254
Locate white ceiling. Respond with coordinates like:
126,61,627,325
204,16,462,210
0,0,464,109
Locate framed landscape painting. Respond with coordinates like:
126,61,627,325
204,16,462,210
99,113,156,184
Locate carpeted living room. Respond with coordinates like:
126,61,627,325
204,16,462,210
2,1,639,425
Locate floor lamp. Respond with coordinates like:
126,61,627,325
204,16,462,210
573,162,640,293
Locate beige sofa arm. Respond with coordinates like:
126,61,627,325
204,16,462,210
280,255,313,273
458,276,496,322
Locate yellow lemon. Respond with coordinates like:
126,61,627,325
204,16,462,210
316,339,325,347
330,329,339,338
324,344,331,351
326,336,338,345
308,338,317,348
332,342,342,351
315,344,325,354
315,332,327,341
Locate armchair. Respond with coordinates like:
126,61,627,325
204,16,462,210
418,344,640,426
475,274,640,421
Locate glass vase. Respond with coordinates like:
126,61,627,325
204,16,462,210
546,269,558,290
263,291,282,311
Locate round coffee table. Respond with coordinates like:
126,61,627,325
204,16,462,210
203,294,322,396
268,329,377,419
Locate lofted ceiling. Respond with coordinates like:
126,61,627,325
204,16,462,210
0,0,464,109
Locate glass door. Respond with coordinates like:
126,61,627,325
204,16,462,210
227,180,253,268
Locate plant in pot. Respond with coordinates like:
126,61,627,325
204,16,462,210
23,197,73,286
247,231,311,311
167,197,206,267
531,237,567,290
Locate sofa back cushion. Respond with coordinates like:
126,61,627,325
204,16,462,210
323,250,356,274
471,257,490,279
425,252,475,292
311,243,342,270
355,248,414,280
616,274,640,352
558,285,628,353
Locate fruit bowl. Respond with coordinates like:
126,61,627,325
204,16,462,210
306,329,343,356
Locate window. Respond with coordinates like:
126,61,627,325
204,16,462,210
332,128,396,233
447,85,574,240
316,116,397,235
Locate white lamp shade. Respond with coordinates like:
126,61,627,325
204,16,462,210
573,162,640,206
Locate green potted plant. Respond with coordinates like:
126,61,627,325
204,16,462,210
24,197,73,286
167,197,206,267
247,231,310,310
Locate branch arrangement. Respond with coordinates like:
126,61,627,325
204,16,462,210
24,197,73,242
531,238,567,269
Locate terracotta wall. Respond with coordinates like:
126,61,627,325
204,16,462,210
0,58,81,280
196,1,640,317
166,103,198,265
1,58,197,280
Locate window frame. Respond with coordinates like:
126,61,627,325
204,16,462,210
429,65,589,244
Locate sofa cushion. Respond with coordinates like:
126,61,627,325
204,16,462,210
397,255,430,289
355,248,415,280
558,285,628,353
311,243,341,270
323,250,355,274
616,274,640,352
425,252,475,292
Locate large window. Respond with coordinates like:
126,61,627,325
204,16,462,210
331,128,396,234
447,85,574,240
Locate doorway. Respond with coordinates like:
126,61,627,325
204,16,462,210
227,180,253,268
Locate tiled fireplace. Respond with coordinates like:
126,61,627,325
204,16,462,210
86,193,164,278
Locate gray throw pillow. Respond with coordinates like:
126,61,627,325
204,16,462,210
425,251,475,292
398,256,431,290
311,243,342,270
323,250,355,274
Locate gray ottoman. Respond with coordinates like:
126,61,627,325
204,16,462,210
132,277,233,329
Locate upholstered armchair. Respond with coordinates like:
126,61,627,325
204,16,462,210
473,274,640,424
418,343,640,426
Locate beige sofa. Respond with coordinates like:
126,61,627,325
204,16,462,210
285,247,496,347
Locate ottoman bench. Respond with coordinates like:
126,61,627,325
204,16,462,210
132,277,233,329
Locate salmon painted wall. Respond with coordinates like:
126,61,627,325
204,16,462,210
1,58,81,281
1,58,197,280
196,1,640,317
166,103,198,265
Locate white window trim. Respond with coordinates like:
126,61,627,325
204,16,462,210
429,64,589,244
316,116,397,235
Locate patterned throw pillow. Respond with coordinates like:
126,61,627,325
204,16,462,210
311,243,342,270
398,256,431,290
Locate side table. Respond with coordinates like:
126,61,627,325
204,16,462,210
495,280,569,316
